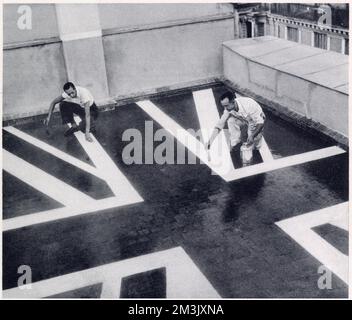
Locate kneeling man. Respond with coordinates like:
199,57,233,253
206,91,266,152
44,82,99,142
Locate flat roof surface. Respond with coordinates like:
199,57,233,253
223,36,348,94
3,85,348,298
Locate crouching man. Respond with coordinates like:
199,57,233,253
44,82,99,142
205,91,266,155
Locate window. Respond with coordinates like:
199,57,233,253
287,26,299,42
257,23,265,37
345,38,349,55
314,32,327,49
246,21,252,38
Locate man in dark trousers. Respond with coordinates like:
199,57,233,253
44,82,99,142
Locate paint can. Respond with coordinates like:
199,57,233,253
240,143,253,165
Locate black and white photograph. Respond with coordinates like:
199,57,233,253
1,1,350,301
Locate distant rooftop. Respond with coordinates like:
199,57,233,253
223,36,348,94
269,3,349,29
233,3,349,29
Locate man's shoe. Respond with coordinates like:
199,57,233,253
64,126,79,137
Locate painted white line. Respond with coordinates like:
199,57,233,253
137,99,342,182
4,126,102,180
276,202,348,284
224,146,345,182
137,100,233,178
3,124,143,231
3,149,95,207
258,138,274,162
3,247,220,298
72,117,142,200
193,89,235,170
2,196,143,232
329,213,348,232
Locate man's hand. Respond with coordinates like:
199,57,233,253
246,135,254,145
85,132,93,142
43,117,50,126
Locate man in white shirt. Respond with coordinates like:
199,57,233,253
205,91,265,151
44,82,99,142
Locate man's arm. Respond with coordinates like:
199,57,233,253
247,108,265,145
205,128,220,150
44,96,64,126
84,103,93,142
205,111,229,149
247,123,264,145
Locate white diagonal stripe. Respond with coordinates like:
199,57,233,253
4,126,102,179
3,196,143,232
3,247,220,298
137,100,233,178
276,202,348,284
3,122,144,230
193,89,236,170
71,118,142,200
258,138,274,161
3,149,95,206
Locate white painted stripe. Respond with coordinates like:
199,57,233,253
329,214,348,232
4,126,102,179
3,247,220,298
137,101,344,182
60,30,102,42
193,89,236,170
3,149,94,207
258,138,274,162
3,122,143,231
224,146,345,182
3,196,143,232
276,202,348,284
137,101,233,178
72,117,142,200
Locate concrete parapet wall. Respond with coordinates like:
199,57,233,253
3,3,234,120
103,18,234,99
3,43,67,119
223,36,348,138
